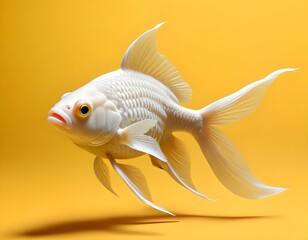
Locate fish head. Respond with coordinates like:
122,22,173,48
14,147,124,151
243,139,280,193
48,86,122,146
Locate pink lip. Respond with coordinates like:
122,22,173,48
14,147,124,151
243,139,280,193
50,112,66,123
48,107,72,129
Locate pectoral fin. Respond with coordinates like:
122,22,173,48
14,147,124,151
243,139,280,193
118,119,167,162
94,157,118,196
108,154,174,216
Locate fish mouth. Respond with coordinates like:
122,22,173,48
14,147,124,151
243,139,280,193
48,107,72,129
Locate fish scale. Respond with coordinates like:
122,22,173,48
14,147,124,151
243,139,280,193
93,70,179,142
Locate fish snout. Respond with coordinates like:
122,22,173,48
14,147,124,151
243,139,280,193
48,107,72,129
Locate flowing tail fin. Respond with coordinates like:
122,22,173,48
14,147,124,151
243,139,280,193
196,68,296,199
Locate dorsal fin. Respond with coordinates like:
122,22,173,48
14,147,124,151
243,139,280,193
121,23,192,103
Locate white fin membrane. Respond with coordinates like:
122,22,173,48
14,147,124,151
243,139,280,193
119,119,167,162
94,156,118,196
202,68,297,126
108,154,174,216
197,68,296,199
121,23,192,103
154,135,213,200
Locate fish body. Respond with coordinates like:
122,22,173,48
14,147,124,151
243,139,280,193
78,69,200,159
48,23,296,215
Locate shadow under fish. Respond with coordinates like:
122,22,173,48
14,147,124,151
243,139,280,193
14,212,275,237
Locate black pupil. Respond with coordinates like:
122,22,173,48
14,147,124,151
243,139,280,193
80,105,89,115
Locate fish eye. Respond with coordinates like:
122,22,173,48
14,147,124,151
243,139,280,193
80,105,90,116
74,101,92,119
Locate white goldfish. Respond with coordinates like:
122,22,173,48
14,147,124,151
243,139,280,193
48,23,295,215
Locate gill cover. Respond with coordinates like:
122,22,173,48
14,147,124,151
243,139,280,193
80,100,122,147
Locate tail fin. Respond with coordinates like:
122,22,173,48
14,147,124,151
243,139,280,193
196,68,296,199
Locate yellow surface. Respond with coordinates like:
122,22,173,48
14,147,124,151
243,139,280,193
1,0,308,239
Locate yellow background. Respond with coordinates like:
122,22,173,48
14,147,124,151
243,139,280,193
1,0,307,239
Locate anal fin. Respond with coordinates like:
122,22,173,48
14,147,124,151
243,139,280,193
107,154,174,216
152,135,213,200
